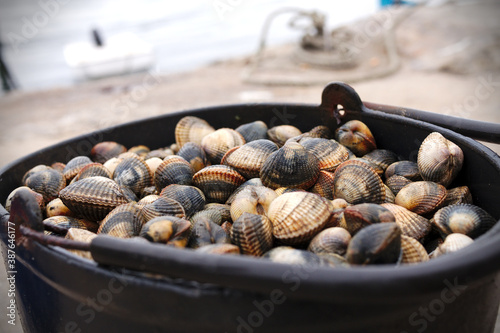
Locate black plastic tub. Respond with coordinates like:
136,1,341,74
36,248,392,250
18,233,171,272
1,82,500,333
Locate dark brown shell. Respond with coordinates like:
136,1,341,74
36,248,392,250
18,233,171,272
154,156,194,191
385,161,422,181
431,233,473,258
305,125,332,139
176,142,210,173
63,156,93,183
386,175,412,196
160,184,206,218
97,203,145,238
91,141,127,163
141,197,186,221
188,217,231,249
128,145,150,157
192,165,245,203
113,156,153,196
201,128,246,164
395,181,447,216
339,203,395,235
190,203,232,226
230,212,273,256
442,186,473,206
307,227,351,256
137,194,160,207
300,138,350,172
5,186,44,213
59,176,130,221
43,216,99,234
140,216,191,247
175,116,215,148
267,125,302,147
235,120,268,142
381,203,431,241
335,120,376,156
226,178,263,205
309,171,335,200
260,141,320,190
222,139,278,179
22,165,51,185
74,163,112,182
432,204,497,239
346,222,401,265
25,168,66,203
362,149,400,172
332,160,386,204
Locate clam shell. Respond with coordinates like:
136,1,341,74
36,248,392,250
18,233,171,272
74,163,112,182
141,197,186,221
145,157,164,175
175,116,215,148
46,198,73,217
63,156,93,183
160,184,206,218
260,141,320,190
362,149,400,172
431,233,473,258
113,156,153,196
310,171,335,200
137,194,160,207
190,203,232,226
128,145,150,157
235,120,268,142
91,141,127,163
5,186,44,212
339,203,395,235
305,125,332,139
154,156,194,191
355,158,385,178
267,125,302,147
188,218,231,249
442,186,473,206
385,161,422,181
307,227,351,256
384,184,395,203
195,243,240,255
222,139,278,179
395,181,447,216
274,187,306,196
176,142,210,173
65,228,97,260
25,167,66,203
201,128,246,164
140,216,191,247
230,212,273,256
103,157,122,175
229,185,278,221
346,222,401,265
263,246,324,265
300,138,350,172
381,203,431,241
51,162,66,173
43,216,99,234
59,176,130,221
335,120,376,156
145,149,173,160
221,221,233,235
332,159,386,204
193,165,245,203
386,175,412,196
432,204,497,239
97,203,145,238
417,132,464,187
401,235,429,264
22,165,51,185
267,192,333,245
226,178,263,204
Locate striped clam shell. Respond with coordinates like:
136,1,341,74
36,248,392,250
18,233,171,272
260,141,320,190
263,246,324,266
442,186,473,206
418,132,464,187
141,197,186,221
300,138,350,172
221,139,278,179
63,156,93,183
59,176,130,221
154,156,194,191
307,227,351,256
235,120,268,142
73,163,111,182
310,170,335,200
201,128,246,164
113,156,153,196
431,233,473,258
188,217,231,249
267,192,333,245
432,204,497,239
362,149,400,172
91,141,127,163
97,203,145,238
160,184,206,218
401,235,429,264
386,175,412,196
128,145,150,157
175,116,215,148
384,184,395,203
43,216,99,234
176,142,210,173
381,203,431,241
339,203,395,235
230,212,273,256
190,203,232,226
25,167,66,203
193,165,245,203
22,165,51,185
140,216,191,247
267,125,301,147
332,159,386,205
385,161,422,181
304,125,332,139
229,185,278,221
395,181,447,216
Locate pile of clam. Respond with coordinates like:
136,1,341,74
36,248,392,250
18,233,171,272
6,116,497,267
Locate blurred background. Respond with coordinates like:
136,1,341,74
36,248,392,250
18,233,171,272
0,0,500,332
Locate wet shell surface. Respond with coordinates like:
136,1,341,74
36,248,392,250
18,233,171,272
97,203,145,238
91,141,127,164
267,125,302,147
226,178,263,204
310,171,335,200
432,204,497,239
63,156,93,183
230,212,273,256
25,168,66,203
113,156,152,196
332,159,386,204
140,216,191,247
154,156,194,191
229,185,277,221
417,132,464,187
175,116,215,148
340,203,395,235
260,141,320,190
188,218,231,249
335,120,376,156
160,184,206,218
201,128,246,164
362,149,400,172
386,175,412,196
300,138,350,172
267,192,333,245
141,197,186,221
190,204,232,226
43,216,99,234
431,233,473,258
192,165,245,203
307,227,351,256
381,203,431,241
401,235,429,264
222,139,278,179
235,120,268,142
59,176,129,221
22,165,51,185
74,163,112,182
176,142,210,173
385,161,422,181
395,181,447,216
442,186,473,206
346,222,401,265
137,194,160,207
5,186,44,212
45,198,73,217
